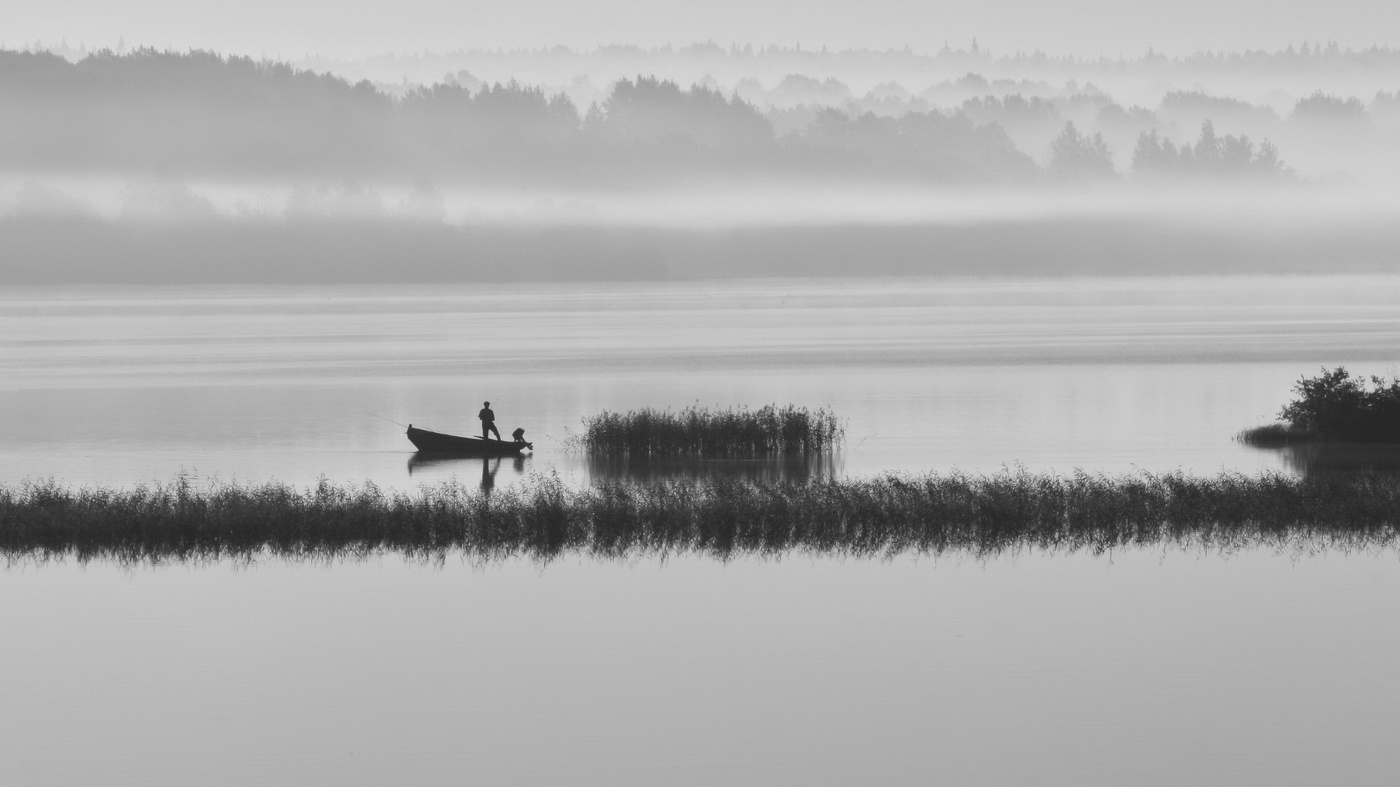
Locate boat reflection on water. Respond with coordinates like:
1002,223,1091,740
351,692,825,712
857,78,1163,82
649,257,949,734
1270,442,1400,478
585,451,842,485
407,453,530,492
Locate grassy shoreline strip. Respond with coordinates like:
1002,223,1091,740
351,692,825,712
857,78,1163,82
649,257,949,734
571,405,844,456
3,471,1399,563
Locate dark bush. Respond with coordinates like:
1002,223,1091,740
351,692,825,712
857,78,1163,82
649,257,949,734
1278,367,1400,441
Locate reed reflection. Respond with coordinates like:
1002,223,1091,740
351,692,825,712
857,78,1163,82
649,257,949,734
584,451,841,484
1272,443,1400,478
9,469,1400,564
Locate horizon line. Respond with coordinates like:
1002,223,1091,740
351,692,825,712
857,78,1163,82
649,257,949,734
11,38,1400,66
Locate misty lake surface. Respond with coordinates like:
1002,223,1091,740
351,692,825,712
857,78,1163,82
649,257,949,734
4,274,1400,487
4,275,1400,786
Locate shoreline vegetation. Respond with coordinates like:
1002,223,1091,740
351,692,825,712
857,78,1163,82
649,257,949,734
1241,367,1400,446
569,405,844,456
3,470,1397,564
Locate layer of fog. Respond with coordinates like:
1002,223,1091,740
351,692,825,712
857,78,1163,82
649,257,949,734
10,45,1400,186
5,44,1400,283
7,175,1400,231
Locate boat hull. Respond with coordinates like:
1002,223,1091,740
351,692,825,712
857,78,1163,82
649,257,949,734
406,425,532,456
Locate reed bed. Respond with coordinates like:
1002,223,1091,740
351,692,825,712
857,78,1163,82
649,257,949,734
3,470,1398,564
571,404,844,456
1238,423,1310,446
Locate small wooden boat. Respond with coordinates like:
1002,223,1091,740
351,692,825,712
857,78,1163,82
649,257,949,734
406,425,533,456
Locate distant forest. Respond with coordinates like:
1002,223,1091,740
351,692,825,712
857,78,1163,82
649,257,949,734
37,37,1400,74
0,48,1337,185
235,40,1400,96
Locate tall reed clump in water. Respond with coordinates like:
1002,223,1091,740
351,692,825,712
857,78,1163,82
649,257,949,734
572,404,844,456
3,470,1399,564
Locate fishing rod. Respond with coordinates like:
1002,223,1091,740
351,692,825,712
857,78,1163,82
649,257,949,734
365,412,410,429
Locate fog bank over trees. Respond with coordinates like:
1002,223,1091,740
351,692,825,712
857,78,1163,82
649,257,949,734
10,45,1398,184
3,43,1400,283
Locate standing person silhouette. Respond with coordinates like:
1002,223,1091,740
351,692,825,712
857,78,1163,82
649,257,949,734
480,457,499,494
479,401,501,440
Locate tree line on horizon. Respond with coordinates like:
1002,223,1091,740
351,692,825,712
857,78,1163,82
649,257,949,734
290,39,1400,84
30,36,1400,68
0,48,1032,183
0,47,1317,185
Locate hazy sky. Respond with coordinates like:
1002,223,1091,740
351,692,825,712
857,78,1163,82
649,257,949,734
9,0,1400,58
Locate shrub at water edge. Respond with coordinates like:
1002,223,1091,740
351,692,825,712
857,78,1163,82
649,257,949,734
1241,367,1400,445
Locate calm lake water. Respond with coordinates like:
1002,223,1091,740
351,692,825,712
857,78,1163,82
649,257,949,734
3,275,1400,786
3,275,1400,488
4,550,1399,787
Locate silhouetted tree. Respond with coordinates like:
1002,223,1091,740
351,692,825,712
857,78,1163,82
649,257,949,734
795,107,1035,181
1280,367,1400,440
959,94,1062,135
1131,129,1180,173
1048,122,1115,179
1132,121,1289,178
1373,91,1400,116
764,74,852,109
0,48,392,172
586,75,772,149
399,79,579,154
1160,91,1279,125
1253,139,1285,173
1290,91,1369,123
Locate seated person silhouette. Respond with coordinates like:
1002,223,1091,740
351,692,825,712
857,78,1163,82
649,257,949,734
479,401,501,440
511,427,527,443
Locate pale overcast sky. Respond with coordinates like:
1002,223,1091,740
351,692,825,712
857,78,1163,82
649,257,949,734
8,0,1399,58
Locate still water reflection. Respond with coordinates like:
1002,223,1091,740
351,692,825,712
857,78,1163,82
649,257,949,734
4,277,1400,786
585,451,842,484
407,452,839,490
2,549,1398,786
1269,442,1400,477
407,453,532,492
